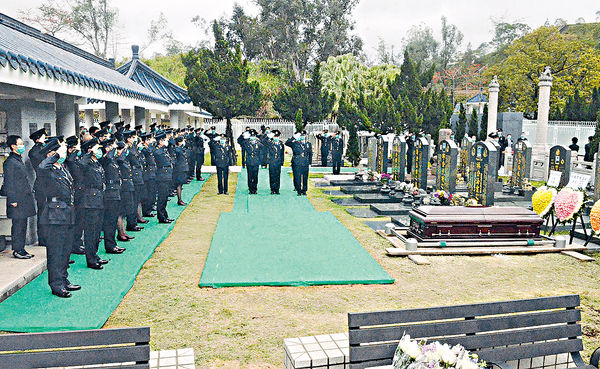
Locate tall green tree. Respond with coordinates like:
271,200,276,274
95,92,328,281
592,110,600,158
455,103,467,140
183,21,261,154
295,109,304,132
389,50,422,104
478,104,489,141
337,99,365,166
468,108,479,137
439,16,464,71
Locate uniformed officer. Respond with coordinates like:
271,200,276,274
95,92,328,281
2,135,36,259
205,126,219,165
330,131,344,175
209,134,233,195
65,136,86,256
116,140,137,241
140,133,157,217
286,131,312,196
173,136,189,206
237,126,251,168
154,131,174,223
38,138,79,298
28,128,47,246
267,130,284,194
125,130,147,229
184,127,195,181
241,130,262,194
193,128,208,181
258,126,270,169
99,138,126,252
316,129,331,167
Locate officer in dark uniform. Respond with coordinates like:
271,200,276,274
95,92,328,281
209,134,233,194
240,130,262,194
154,131,174,223
286,131,312,196
185,127,195,182
258,126,270,168
237,126,251,168
99,138,126,252
330,131,344,175
140,133,157,217
65,136,86,256
125,130,147,229
205,126,219,165
193,128,207,181
28,128,47,246
316,130,331,167
2,135,36,259
267,131,284,194
38,138,79,298
116,141,137,241
173,136,189,205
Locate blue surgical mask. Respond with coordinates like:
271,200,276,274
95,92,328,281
94,149,103,159
220,139,226,145
273,137,279,143
77,150,82,157
57,156,65,164
125,149,129,157
16,144,25,154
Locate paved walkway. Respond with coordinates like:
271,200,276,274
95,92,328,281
0,245,46,302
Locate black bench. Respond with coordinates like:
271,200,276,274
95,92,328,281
0,326,150,368
349,295,600,369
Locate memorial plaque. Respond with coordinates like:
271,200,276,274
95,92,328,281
511,140,532,188
468,141,498,206
595,153,600,200
459,136,474,180
436,139,458,193
391,136,406,182
548,145,571,188
367,137,377,171
411,137,430,190
375,136,389,174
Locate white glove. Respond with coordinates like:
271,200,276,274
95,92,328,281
294,133,301,140
267,133,275,139
243,132,250,139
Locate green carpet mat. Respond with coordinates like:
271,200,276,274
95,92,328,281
199,168,393,288
0,176,210,332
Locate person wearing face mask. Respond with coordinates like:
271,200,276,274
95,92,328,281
125,131,147,229
194,128,208,181
316,129,331,167
267,130,284,194
99,138,126,254
286,130,312,196
259,126,271,169
237,126,251,168
154,132,175,223
205,126,219,165
173,136,190,205
517,132,528,143
38,138,79,298
209,134,233,194
65,136,86,257
116,139,138,242
241,130,262,195
28,128,48,246
330,131,344,175
1,135,36,259
140,134,157,217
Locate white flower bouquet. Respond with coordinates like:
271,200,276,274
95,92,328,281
392,334,486,369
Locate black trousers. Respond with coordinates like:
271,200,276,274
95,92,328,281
83,208,103,264
141,179,156,215
291,163,299,191
188,155,196,178
35,191,46,245
103,200,119,250
297,165,309,194
217,166,229,194
157,180,170,222
332,158,342,174
321,151,328,166
247,165,259,193
269,165,282,192
10,217,28,253
241,147,247,167
46,224,73,293
126,189,139,229
72,205,84,252
195,155,204,180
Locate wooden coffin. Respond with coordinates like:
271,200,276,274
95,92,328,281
408,206,543,241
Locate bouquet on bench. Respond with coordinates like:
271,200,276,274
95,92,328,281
393,334,486,369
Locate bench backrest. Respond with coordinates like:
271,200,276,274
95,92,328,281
348,295,582,369
0,326,150,369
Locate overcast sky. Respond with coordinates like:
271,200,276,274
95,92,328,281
2,0,599,61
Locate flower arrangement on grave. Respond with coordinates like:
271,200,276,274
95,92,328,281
465,198,480,207
381,173,392,185
433,190,452,206
392,334,486,369
553,187,585,224
365,169,381,182
450,194,466,206
589,200,600,235
531,186,557,218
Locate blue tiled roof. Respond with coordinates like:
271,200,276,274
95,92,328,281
0,13,167,105
117,58,192,105
467,92,488,103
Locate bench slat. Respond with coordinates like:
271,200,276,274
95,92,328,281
348,295,580,328
0,327,150,351
349,309,580,345
349,324,582,364
476,338,583,363
0,344,149,369
70,365,149,369
349,357,392,369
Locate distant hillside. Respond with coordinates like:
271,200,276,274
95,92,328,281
559,22,600,49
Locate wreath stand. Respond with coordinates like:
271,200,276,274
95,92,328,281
547,212,588,245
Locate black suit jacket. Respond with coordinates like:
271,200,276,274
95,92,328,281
2,152,36,219
38,154,75,225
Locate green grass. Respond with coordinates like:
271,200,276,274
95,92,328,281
103,171,600,368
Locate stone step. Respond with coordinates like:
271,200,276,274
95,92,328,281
370,203,413,216
0,245,47,303
354,194,404,204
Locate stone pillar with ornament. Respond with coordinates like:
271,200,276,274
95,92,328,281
531,67,553,181
487,76,500,136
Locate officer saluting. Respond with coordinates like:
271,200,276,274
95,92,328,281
99,137,125,252
209,134,233,195
193,128,208,181
267,130,284,194
241,129,262,194
316,129,331,167
237,126,250,168
154,131,174,223
28,128,47,246
38,137,79,298
173,136,189,206
330,130,344,175
286,131,312,196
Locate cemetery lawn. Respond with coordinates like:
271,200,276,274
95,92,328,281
106,173,600,368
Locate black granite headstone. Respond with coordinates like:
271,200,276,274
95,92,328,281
436,139,458,193
468,141,498,206
376,136,389,174
459,136,474,181
391,135,406,181
367,137,377,171
548,145,571,188
511,140,532,189
411,137,430,190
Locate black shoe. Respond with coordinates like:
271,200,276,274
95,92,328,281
159,219,173,224
117,235,130,242
275,191,280,195
65,284,81,291
98,259,109,265
297,192,302,196
52,289,71,298
224,192,228,195
87,263,103,270
69,260,75,265
178,201,187,206
106,247,125,254
143,213,155,218
138,219,149,224
71,246,86,255
126,226,144,232
13,250,33,259
198,177,205,181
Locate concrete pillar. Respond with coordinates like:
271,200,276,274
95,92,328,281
169,110,185,129
534,67,553,155
134,106,146,129
105,101,119,122
84,109,94,127
487,76,500,136
122,109,132,125
98,109,106,122
55,93,76,137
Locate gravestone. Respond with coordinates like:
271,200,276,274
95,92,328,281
468,141,498,206
436,139,458,193
411,137,430,190
548,145,571,188
488,139,501,182
459,136,474,181
391,135,406,182
367,137,377,171
595,153,600,201
439,128,453,142
376,136,389,174
511,140,532,189
359,135,369,157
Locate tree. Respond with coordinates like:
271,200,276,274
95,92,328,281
479,104,489,141
468,108,479,137
389,50,422,104
143,54,187,88
295,109,304,132
439,16,464,71
320,54,366,111
490,18,531,52
588,88,600,121
337,99,365,166
183,21,261,155
19,0,70,36
403,24,439,71
455,103,467,140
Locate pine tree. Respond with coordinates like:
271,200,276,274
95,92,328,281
478,104,488,141
455,103,467,141
337,99,363,166
588,87,600,121
295,109,304,132
468,107,479,138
